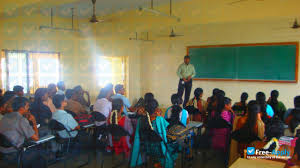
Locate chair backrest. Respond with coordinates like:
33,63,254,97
48,119,66,131
106,124,129,141
90,111,106,122
0,133,13,148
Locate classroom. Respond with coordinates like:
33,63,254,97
0,0,299,168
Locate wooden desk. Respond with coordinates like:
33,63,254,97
230,158,285,168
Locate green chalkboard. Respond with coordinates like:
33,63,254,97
188,42,298,83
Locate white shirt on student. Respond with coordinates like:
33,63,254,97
93,98,112,126
52,109,78,138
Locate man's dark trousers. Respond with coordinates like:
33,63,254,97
177,79,192,107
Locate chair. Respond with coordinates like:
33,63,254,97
90,111,107,146
0,133,24,168
48,119,73,167
95,124,130,168
134,118,171,168
48,119,72,150
90,111,107,122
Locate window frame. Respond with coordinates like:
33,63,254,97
2,49,61,94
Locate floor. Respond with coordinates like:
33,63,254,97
48,150,226,168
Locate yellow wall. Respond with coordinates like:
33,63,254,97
136,0,300,108
0,14,142,103
140,19,300,108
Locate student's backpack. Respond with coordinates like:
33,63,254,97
265,116,285,141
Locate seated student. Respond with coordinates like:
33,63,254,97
210,96,234,151
232,92,248,116
267,90,286,121
111,84,136,115
73,85,91,107
165,94,189,126
56,81,66,95
107,99,133,158
64,89,86,115
0,97,46,168
210,96,234,166
206,88,221,120
52,94,80,139
131,99,175,168
0,93,15,120
137,92,162,116
288,110,300,164
235,101,265,157
186,88,207,122
47,83,57,99
286,96,300,129
93,87,113,126
30,88,53,126
256,92,274,123
206,88,219,105
13,85,24,97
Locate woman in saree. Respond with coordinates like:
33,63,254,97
130,99,176,168
107,99,133,158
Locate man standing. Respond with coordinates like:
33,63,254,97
177,55,196,107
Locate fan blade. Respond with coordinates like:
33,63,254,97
228,0,248,5
138,7,180,21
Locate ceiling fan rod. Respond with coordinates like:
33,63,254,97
40,8,80,32
51,8,53,27
92,0,96,15
71,8,74,29
170,0,172,16
151,0,153,9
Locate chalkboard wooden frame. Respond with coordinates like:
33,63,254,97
187,42,299,83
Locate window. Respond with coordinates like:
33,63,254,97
95,56,126,87
1,50,60,94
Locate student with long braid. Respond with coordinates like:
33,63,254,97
165,93,189,126
186,88,207,122
131,99,175,168
256,92,274,123
107,99,133,158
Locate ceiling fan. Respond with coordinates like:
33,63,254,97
292,19,300,29
169,28,183,37
138,0,180,22
158,27,183,38
89,0,104,23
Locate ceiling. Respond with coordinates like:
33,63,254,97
0,0,186,18
56,0,186,18
1,0,300,27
